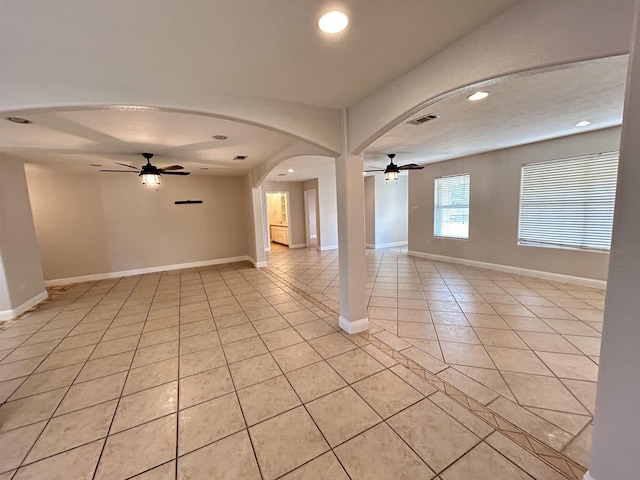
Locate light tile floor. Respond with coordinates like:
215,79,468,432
0,245,601,479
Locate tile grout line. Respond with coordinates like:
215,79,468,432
0,283,104,403
89,273,164,480
245,265,353,479
2,254,598,479
215,267,267,480
270,254,597,414
364,331,584,480
174,269,184,480
262,261,586,480
266,263,494,477
9,276,142,476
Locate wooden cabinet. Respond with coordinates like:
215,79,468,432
270,225,289,246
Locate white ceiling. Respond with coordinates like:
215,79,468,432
0,1,629,181
264,156,336,183
1,0,517,109
1,110,296,175
365,58,628,169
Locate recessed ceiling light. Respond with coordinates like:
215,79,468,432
287,168,294,173
318,11,349,33
468,91,489,101
574,120,592,127
212,135,228,140
5,117,32,124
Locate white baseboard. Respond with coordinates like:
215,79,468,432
0,290,49,321
407,251,606,289
319,244,339,251
339,315,369,334
289,243,307,249
583,472,596,480
366,241,408,250
247,257,267,268
44,256,254,287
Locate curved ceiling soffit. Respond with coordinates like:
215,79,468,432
351,55,629,155
251,141,334,188
0,104,342,157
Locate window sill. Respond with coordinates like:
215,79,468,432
517,241,609,254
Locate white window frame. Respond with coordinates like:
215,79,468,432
434,173,470,240
518,151,619,253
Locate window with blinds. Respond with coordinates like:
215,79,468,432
434,173,470,239
518,152,619,251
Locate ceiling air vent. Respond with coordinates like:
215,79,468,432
233,155,248,161
406,114,440,126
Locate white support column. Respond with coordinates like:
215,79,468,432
586,5,640,480
335,149,369,334
0,157,47,320
250,186,267,268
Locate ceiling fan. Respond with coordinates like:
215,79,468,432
100,153,190,186
365,153,424,182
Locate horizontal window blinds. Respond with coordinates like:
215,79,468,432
434,173,470,239
518,152,619,251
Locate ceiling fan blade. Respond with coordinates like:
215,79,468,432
99,170,140,173
115,162,141,170
364,169,385,172
160,171,191,175
398,164,424,170
159,165,184,171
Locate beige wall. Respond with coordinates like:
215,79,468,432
364,176,375,246
302,179,319,245
374,174,408,246
26,166,251,281
245,177,260,264
317,172,338,249
364,174,409,247
0,156,46,311
408,127,621,281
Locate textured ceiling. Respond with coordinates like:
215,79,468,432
1,0,517,109
1,110,296,175
365,58,627,169
0,1,628,179
264,156,336,183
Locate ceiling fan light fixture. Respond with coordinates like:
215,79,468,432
384,153,400,183
318,11,349,33
142,173,160,187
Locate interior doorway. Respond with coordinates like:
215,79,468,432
304,189,317,248
265,192,290,248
